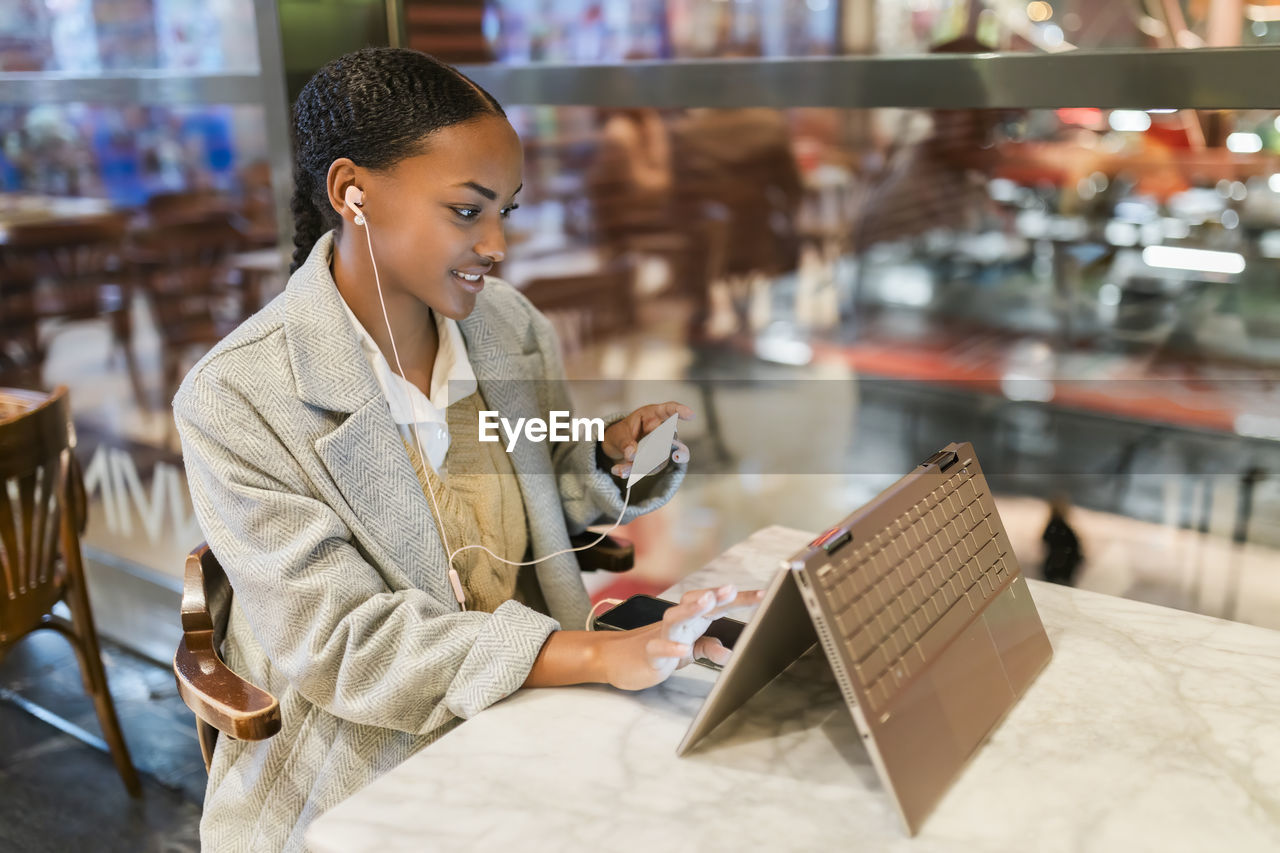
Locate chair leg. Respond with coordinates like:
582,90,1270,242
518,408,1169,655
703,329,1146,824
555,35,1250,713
57,595,144,797
112,313,148,413
696,378,733,465
196,718,219,772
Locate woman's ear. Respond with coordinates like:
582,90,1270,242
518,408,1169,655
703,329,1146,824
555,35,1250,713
326,158,364,225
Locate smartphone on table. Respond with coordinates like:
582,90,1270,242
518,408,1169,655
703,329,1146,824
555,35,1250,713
592,594,746,670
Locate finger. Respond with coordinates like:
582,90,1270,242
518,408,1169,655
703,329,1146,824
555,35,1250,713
610,463,633,479
671,439,690,465
661,401,696,421
668,589,717,624
695,636,730,667
640,402,694,434
706,588,765,618
646,637,691,661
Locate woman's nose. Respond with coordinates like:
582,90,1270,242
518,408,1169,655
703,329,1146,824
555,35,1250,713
475,219,507,264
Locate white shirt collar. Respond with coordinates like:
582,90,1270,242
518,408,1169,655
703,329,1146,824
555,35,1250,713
338,296,478,429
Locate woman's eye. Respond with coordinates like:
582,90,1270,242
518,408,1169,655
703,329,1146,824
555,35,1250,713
453,207,480,220
500,203,520,219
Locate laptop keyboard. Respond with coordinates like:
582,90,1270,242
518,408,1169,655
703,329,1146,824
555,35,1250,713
814,467,1011,714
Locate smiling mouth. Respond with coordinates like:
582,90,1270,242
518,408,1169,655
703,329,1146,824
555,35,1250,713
451,270,483,282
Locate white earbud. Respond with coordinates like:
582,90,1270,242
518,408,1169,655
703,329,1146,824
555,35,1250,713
345,185,365,226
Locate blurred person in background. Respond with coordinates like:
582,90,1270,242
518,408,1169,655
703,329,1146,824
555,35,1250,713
1042,494,1084,586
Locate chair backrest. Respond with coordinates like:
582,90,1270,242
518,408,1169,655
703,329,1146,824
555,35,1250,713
131,215,250,343
145,189,235,226
0,216,131,306
0,386,75,646
174,543,281,770
521,259,636,356
181,544,235,654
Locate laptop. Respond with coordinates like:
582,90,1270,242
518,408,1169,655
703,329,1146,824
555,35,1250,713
676,441,1053,835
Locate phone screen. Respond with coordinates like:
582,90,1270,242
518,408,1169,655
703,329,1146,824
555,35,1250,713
594,595,745,650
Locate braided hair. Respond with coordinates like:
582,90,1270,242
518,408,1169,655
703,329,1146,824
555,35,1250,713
289,48,506,272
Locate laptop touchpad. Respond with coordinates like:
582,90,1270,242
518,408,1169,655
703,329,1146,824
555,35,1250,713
929,619,1015,755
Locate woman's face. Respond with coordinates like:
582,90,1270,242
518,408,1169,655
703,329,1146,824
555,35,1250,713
348,113,523,321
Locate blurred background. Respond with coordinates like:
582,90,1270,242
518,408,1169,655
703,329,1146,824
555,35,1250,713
2,1,1280,848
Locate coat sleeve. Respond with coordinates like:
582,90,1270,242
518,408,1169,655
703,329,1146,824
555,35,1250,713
173,367,559,737
522,300,687,536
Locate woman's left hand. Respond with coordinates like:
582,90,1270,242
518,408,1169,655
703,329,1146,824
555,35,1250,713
601,401,693,480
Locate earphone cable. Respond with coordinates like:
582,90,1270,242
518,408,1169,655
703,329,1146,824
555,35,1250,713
358,206,636,611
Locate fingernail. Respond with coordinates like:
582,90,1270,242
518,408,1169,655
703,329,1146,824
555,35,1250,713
700,592,713,606
625,446,635,461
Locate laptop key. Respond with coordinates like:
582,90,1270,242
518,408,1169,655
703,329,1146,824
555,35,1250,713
848,627,874,661
964,557,981,586
868,675,892,712
885,597,904,624
912,597,977,668
976,539,1001,572
887,660,909,690
849,595,871,626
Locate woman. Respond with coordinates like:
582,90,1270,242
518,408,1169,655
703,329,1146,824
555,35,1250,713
174,48,759,851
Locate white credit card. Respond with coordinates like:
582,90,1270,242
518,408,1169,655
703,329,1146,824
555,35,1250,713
627,412,680,488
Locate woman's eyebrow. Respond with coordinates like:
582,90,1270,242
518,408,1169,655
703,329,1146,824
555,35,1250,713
453,181,523,201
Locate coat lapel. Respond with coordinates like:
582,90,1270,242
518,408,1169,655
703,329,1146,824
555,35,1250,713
283,232,452,604
459,300,551,480
282,232,576,615
460,306,589,621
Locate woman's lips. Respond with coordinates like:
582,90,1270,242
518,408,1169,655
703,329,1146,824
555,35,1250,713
450,269,485,293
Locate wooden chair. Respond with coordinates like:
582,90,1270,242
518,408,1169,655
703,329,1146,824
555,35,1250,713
521,258,638,358
173,544,280,771
0,268,41,388
129,214,250,408
175,532,633,770
0,216,142,404
0,386,141,796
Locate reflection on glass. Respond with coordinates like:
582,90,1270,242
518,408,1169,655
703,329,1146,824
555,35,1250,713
484,0,839,61
480,0,1280,62
0,0,260,73
0,101,279,589
491,99,1280,585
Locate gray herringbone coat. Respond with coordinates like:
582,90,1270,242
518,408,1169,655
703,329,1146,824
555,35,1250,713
173,231,684,851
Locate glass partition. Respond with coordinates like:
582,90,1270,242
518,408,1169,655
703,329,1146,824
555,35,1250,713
0,0,261,73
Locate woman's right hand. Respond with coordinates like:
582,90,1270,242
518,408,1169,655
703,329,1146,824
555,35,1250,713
598,584,764,691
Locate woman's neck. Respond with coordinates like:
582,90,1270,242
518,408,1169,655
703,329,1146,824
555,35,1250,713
331,232,440,395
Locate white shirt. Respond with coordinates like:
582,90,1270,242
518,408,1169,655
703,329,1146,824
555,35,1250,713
339,297,477,478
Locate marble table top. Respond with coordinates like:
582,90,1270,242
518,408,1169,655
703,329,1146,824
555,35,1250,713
307,525,1280,853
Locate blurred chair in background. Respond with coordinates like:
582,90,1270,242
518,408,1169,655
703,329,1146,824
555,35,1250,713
0,385,141,796
129,214,250,410
521,256,637,358
670,107,804,341
0,267,41,388
235,161,281,249
0,215,143,405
